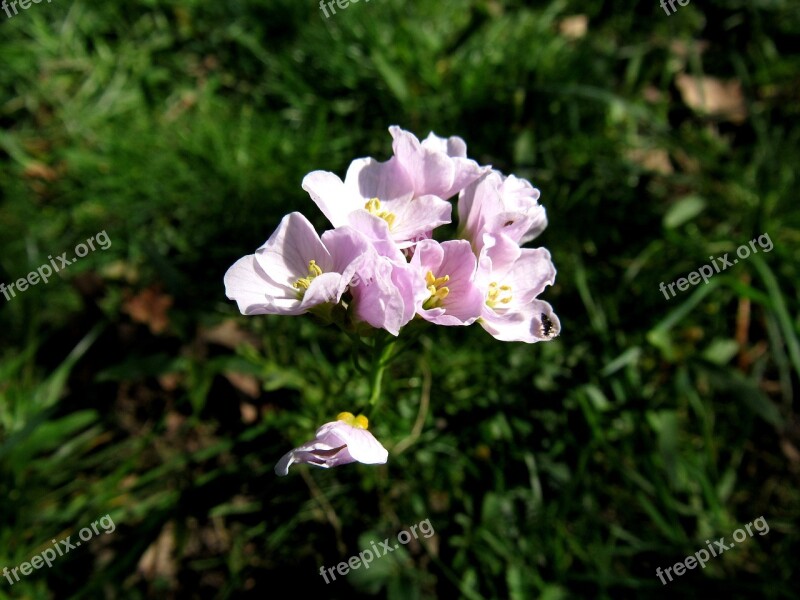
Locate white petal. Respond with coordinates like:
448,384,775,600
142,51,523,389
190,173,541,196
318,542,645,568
302,171,359,228
224,255,304,316
316,421,388,465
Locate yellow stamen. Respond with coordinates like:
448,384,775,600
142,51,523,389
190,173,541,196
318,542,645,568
422,270,451,309
364,197,397,230
336,412,369,429
486,281,513,308
293,260,323,296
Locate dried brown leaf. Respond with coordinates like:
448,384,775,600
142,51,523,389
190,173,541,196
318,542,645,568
675,74,747,122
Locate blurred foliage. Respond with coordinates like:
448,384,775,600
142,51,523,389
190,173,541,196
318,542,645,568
1,0,798,598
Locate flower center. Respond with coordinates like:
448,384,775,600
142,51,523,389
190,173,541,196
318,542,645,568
364,198,397,230
486,281,512,308
336,411,369,429
422,270,450,310
293,259,323,297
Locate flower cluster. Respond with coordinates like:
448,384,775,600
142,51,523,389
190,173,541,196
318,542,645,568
224,126,560,343
224,126,560,475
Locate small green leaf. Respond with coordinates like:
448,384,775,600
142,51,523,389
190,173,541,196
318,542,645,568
663,195,706,229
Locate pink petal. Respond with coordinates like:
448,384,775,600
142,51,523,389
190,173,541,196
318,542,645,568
390,126,456,199
254,212,333,288
349,257,410,336
300,272,344,308
504,247,557,305
343,211,406,260
302,171,359,228
421,131,468,158
344,156,414,203
384,194,452,247
413,240,483,326
480,300,561,343
274,441,353,476
224,255,304,316
316,421,389,465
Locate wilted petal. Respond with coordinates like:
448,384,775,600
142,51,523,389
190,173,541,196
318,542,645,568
274,441,352,476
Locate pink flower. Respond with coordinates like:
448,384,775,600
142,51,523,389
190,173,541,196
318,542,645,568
476,234,560,343
224,212,369,316
389,126,489,200
302,126,490,249
410,239,484,326
274,412,388,476
458,171,547,251
347,252,428,336
302,157,452,249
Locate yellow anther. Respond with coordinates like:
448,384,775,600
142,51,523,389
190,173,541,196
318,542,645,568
336,412,369,429
293,260,324,296
364,197,398,230
423,270,451,309
486,281,513,308
425,271,450,288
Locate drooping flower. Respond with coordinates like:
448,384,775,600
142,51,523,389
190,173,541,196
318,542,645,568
224,212,369,316
389,126,489,200
475,233,560,343
458,170,547,251
410,239,485,326
274,412,389,476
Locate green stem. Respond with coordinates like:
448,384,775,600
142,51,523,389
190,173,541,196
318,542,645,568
366,335,397,413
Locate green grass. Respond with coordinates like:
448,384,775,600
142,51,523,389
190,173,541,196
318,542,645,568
1,0,798,598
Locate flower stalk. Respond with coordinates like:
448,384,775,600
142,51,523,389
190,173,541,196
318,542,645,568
367,334,397,411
